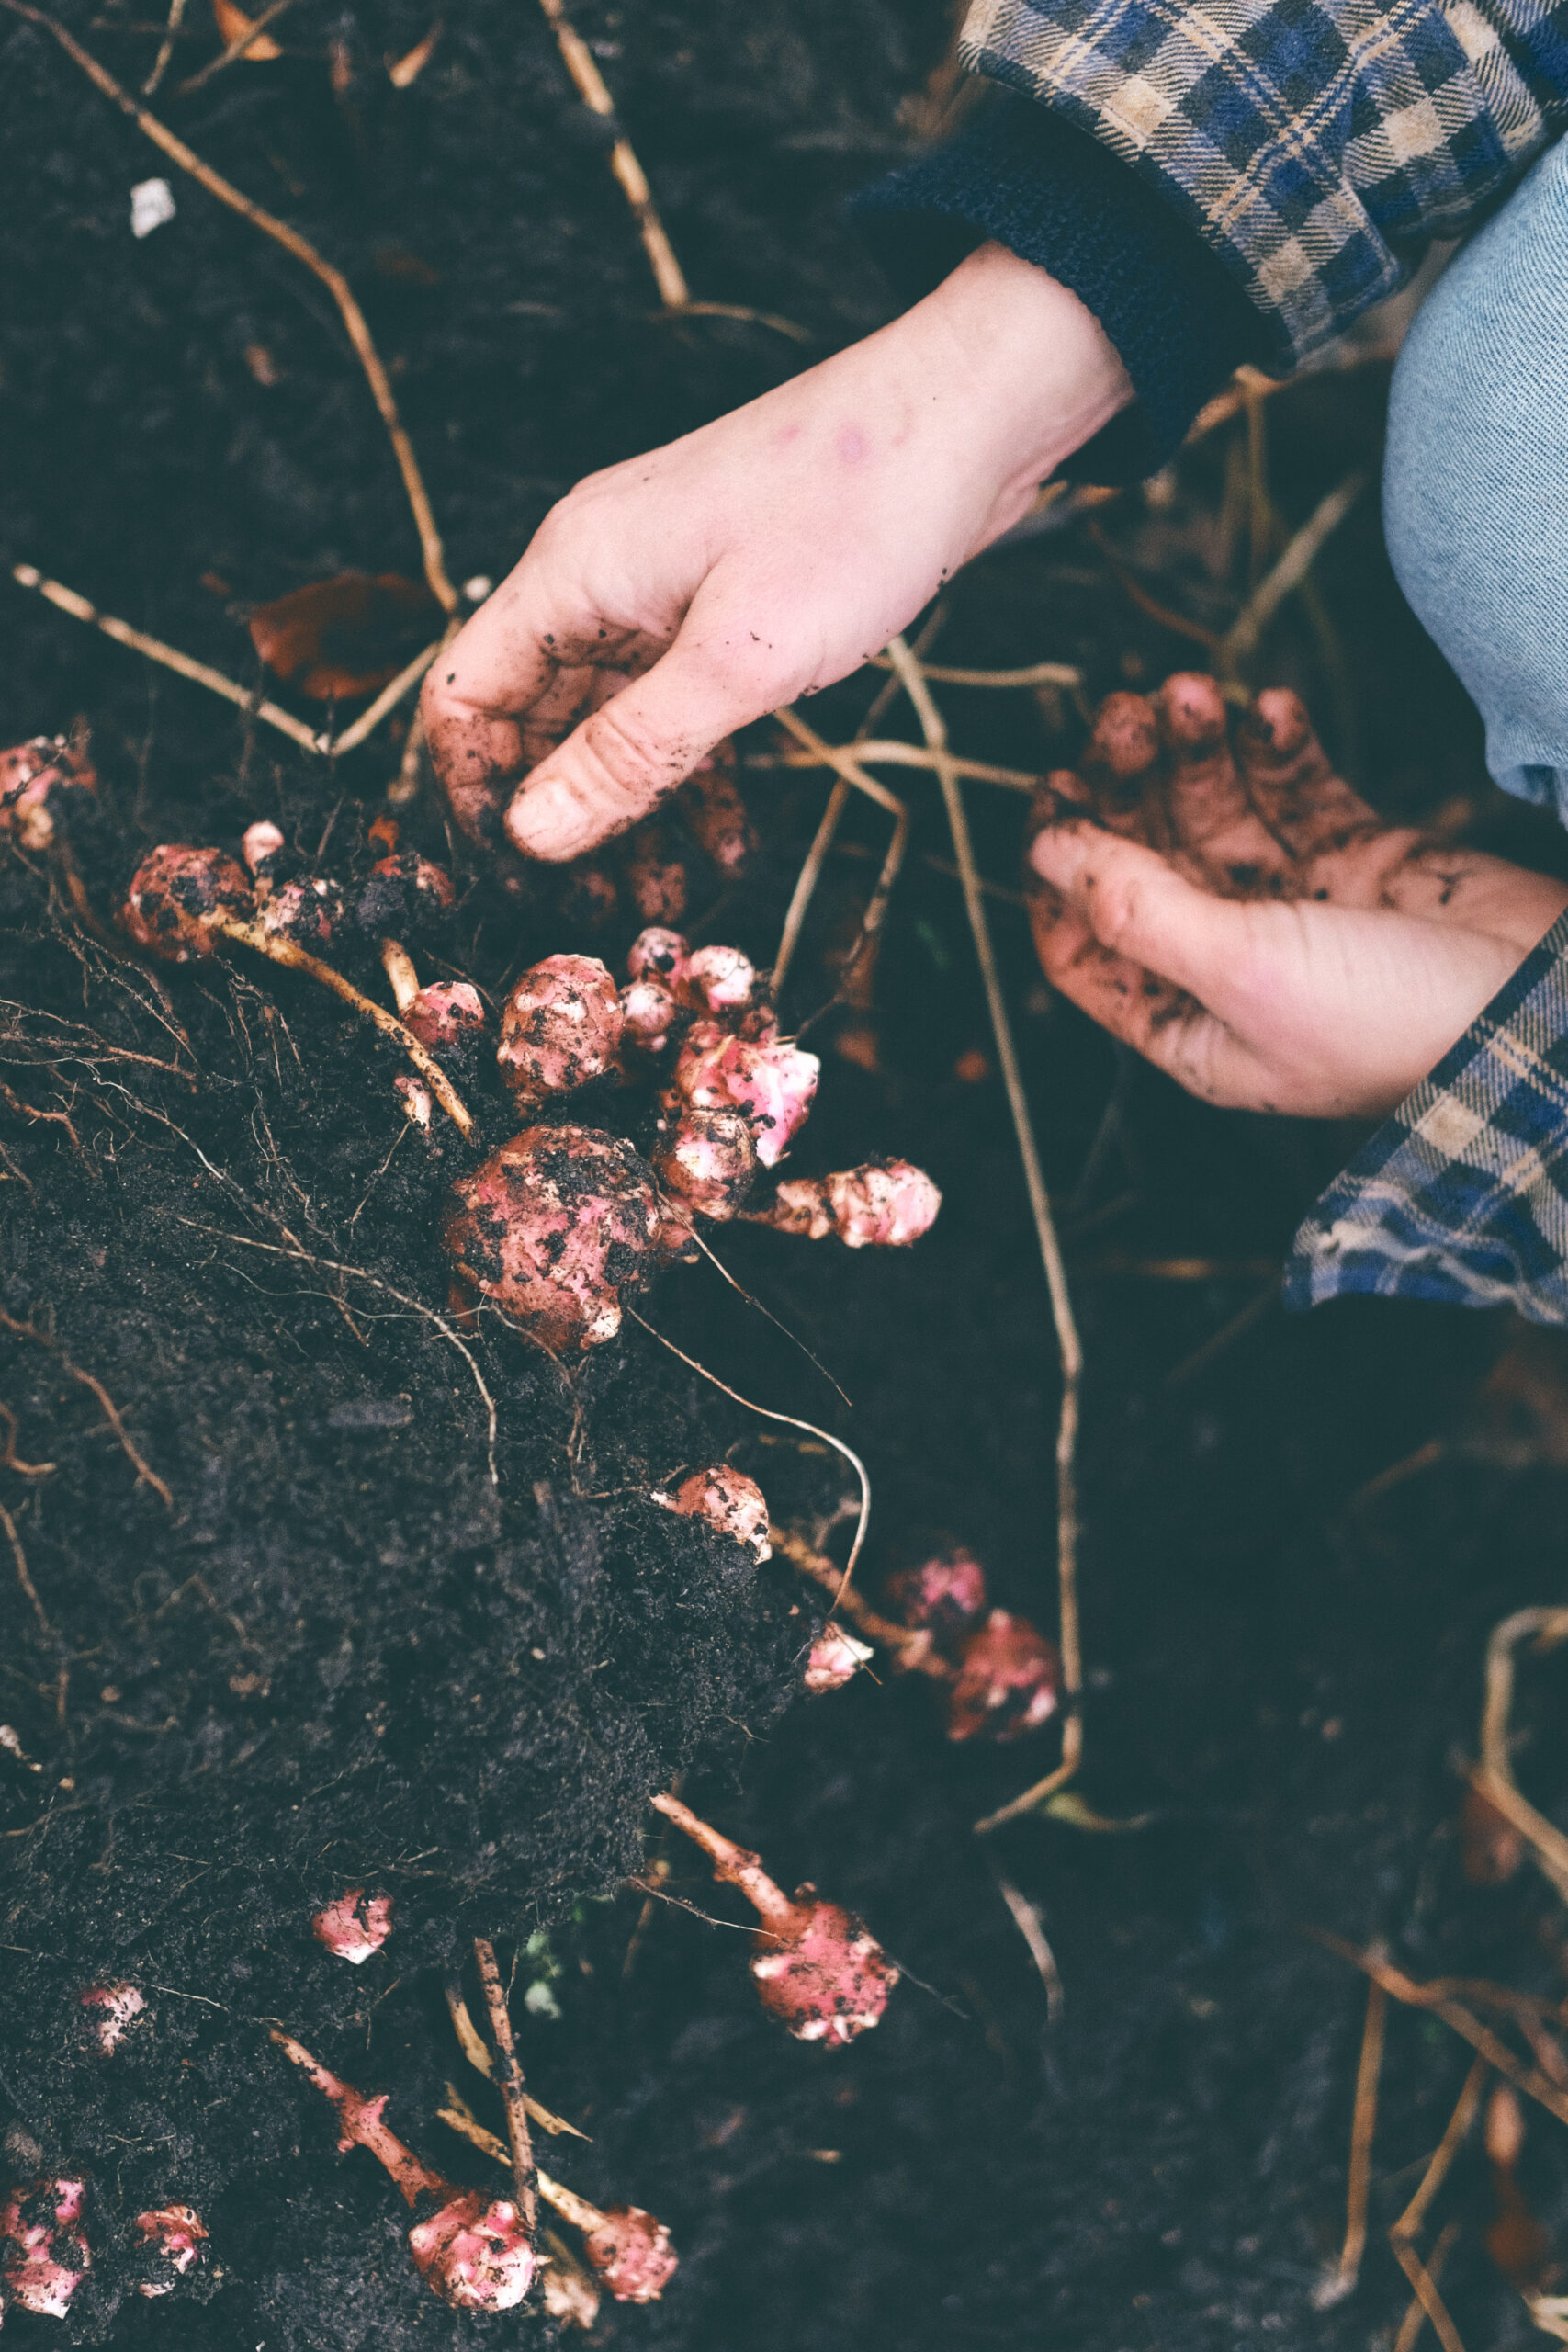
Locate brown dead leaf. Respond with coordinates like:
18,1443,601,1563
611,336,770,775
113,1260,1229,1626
387,18,441,87
210,0,282,61
1460,1781,1526,1884
1486,2087,1551,2289
249,573,438,702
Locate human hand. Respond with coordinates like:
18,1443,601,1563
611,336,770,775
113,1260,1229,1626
422,243,1132,865
1028,673,1568,1118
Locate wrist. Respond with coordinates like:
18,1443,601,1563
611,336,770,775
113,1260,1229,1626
914,240,1134,510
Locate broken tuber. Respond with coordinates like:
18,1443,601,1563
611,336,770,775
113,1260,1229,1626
651,1103,760,1223
270,2030,536,2311
654,1464,772,1560
651,1792,897,2044
885,1549,988,1645
132,2203,209,2298
804,1627,874,1692
665,1025,818,1170
78,1981,146,2055
379,939,487,1052
1,2177,90,2319
0,733,96,852
535,2180,677,2305
312,1888,393,1963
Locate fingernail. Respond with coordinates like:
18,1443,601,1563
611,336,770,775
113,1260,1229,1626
506,780,586,863
1029,823,1091,892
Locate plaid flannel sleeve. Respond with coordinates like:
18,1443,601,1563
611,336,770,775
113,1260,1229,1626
1286,914,1568,1320
958,0,1568,364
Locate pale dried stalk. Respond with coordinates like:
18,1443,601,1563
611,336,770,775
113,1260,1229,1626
444,1985,590,2138
434,2092,606,2239
534,0,689,310
1472,1607,1568,1905
1222,470,1367,671
1393,2220,1461,2352
770,707,908,997
881,637,1084,1831
759,739,1043,795
868,654,1080,691
12,564,321,752
327,634,448,755
1393,2055,1486,2244
141,0,187,94
174,0,298,93
1316,1982,1386,2305
1390,2231,1469,2352
473,1937,537,2240
2,4,458,615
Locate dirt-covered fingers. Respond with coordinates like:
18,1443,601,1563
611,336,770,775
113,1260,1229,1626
1154,673,1258,856
1235,686,1376,855
1077,691,1169,843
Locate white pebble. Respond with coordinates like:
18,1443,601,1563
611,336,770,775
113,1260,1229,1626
130,178,176,239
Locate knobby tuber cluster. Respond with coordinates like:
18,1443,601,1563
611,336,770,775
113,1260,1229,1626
782,1536,1063,1740
85,768,942,1356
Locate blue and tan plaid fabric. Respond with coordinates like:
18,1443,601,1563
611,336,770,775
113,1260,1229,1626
959,0,1568,363
1286,913,1568,1319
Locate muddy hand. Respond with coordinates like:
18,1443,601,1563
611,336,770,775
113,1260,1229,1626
1029,673,1568,1118
421,244,1132,867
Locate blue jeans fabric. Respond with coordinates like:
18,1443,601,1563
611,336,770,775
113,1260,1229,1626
1384,135,1568,824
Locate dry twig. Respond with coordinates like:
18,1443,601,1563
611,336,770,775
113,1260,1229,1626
1393,2055,1487,2245
770,707,908,998
444,1984,589,2137
534,0,688,310
140,0,187,92
1315,1980,1387,2305
881,637,1084,1832
1470,1607,1568,1905
11,564,321,752
1,4,458,615
1390,2228,1469,2352
473,1937,538,2240
769,1524,949,1679
1221,471,1368,673
173,0,299,92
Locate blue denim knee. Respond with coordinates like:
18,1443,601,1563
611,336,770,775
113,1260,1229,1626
1383,136,1568,823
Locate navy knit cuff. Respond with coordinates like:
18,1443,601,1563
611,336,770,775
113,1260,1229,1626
851,98,1273,482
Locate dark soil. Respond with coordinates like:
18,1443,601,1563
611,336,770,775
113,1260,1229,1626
6,4,1568,2349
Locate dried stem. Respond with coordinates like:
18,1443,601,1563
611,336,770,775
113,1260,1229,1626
1471,1607,1568,1904
1,1499,51,1642
993,1871,1064,2024
769,1524,950,1680
172,0,299,94
760,738,1043,796
1312,1930,1568,2132
1222,470,1367,673
435,2093,607,2239
472,1938,537,2241
444,1984,590,2135
770,707,908,998
0,1306,172,1505
12,564,321,752
1393,2054,1486,2244
209,913,473,1136
1393,2219,1461,2352
534,0,689,309
867,654,1080,691
141,0,188,94
1389,2230,1469,2352
327,633,449,757
0,1400,55,1478
1318,1981,1386,2304
881,637,1084,1831
1,4,457,614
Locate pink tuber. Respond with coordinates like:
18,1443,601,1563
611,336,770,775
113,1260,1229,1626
804,1627,874,1692
0,733,96,852
885,1550,988,1646
255,873,342,950
536,2180,677,2305
748,1159,942,1247
681,944,758,1015
651,1104,759,1223
132,2203,208,2298
619,974,680,1057
1,2177,90,2319
271,2030,536,2311
626,925,688,987
118,843,254,964
497,954,624,1108
78,1981,146,2055
445,1124,661,1351
650,1792,897,2045
379,940,487,1052
943,1611,1061,1743
357,852,457,941
665,1025,818,1170
654,1464,772,1560
312,1888,393,1963
242,818,286,876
